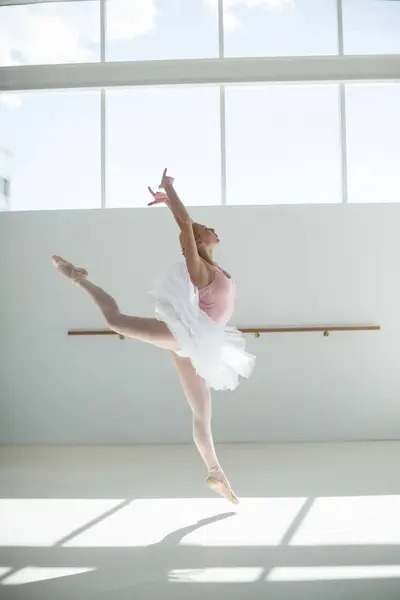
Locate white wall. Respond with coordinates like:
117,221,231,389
1,203,400,444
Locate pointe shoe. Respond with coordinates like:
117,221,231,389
52,255,88,283
206,473,239,505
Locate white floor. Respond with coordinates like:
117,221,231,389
1,442,400,600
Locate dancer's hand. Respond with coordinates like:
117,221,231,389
159,168,175,189
147,187,169,206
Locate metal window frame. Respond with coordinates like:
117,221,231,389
0,0,90,5
336,0,348,204
2,55,400,91
218,0,227,206
1,0,400,209
100,0,106,208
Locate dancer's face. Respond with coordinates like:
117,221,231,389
193,223,220,247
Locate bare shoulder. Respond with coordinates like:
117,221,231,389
214,263,232,280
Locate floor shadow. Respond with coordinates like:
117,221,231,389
2,443,400,599
157,511,237,546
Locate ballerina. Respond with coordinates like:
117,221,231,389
52,169,255,503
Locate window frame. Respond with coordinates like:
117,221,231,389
1,0,400,209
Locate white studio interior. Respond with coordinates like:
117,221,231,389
1,1,400,599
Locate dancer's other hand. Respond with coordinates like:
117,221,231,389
150,169,192,231
159,168,175,190
147,188,169,206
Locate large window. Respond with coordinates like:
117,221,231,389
346,84,400,204
0,1,100,66
2,0,400,67
1,0,400,211
223,0,338,58
0,91,100,211
106,87,221,207
225,85,341,205
343,0,400,55
106,0,219,61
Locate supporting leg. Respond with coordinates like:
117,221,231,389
171,353,239,504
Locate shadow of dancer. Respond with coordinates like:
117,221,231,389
157,511,237,547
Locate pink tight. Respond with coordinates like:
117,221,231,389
80,280,179,351
170,353,221,472
79,279,221,473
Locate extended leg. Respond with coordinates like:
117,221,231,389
52,255,178,351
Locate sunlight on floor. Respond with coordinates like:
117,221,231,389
169,565,400,583
290,496,400,545
169,568,264,583
1,495,400,549
1,567,96,586
64,497,306,547
0,567,12,578
267,566,400,581
3,565,400,586
0,499,123,546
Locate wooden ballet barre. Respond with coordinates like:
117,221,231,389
240,325,380,336
68,325,381,340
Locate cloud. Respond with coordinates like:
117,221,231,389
0,3,97,66
224,0,293,10
0,0,158,67
0,1,158,110
0,0,293,67
0,0,296,71
107,0,158,41
204,0,293,31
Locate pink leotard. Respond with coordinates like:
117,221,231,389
198,265,235,325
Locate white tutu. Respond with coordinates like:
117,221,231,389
149,261,255,391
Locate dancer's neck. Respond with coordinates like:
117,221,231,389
198,245,214,265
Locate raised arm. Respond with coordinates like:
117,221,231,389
159,170,191,226
148,169,209,288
